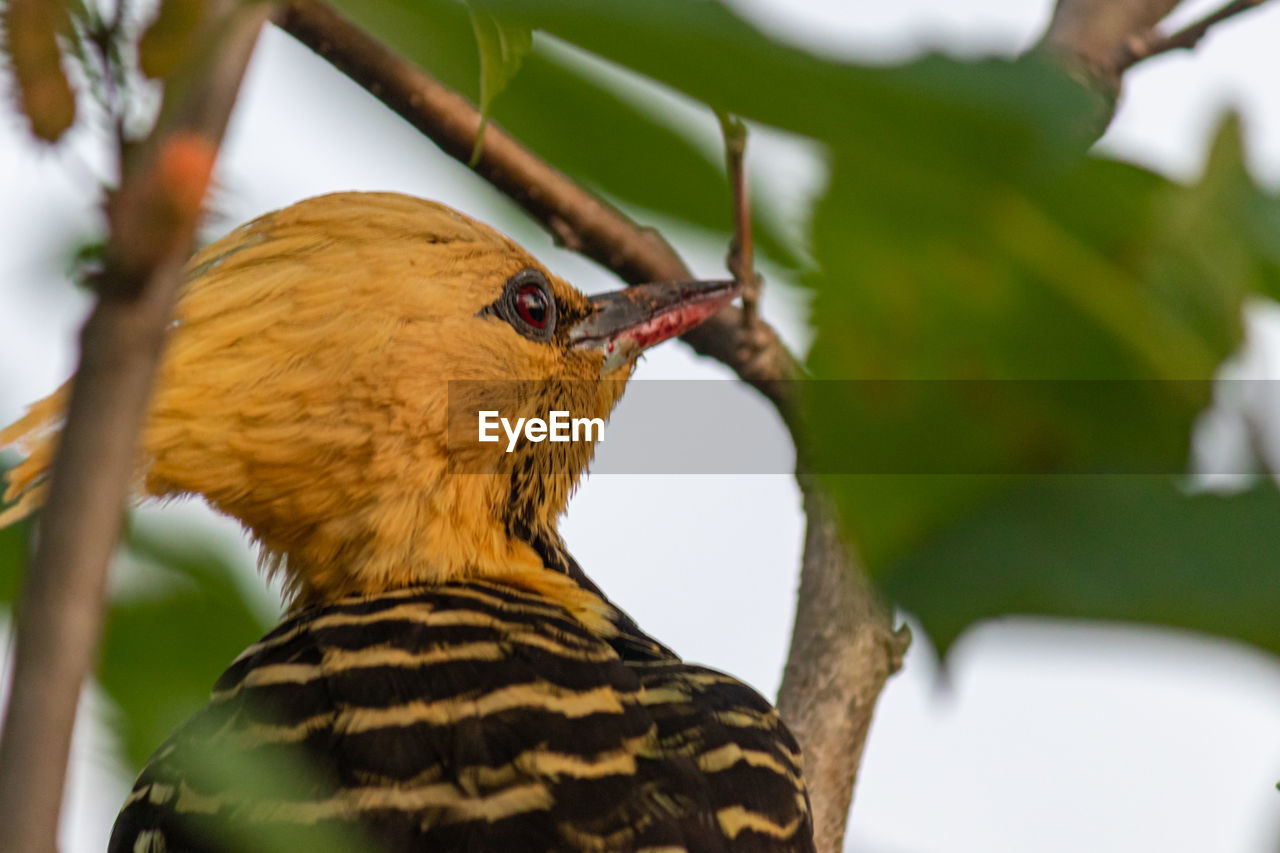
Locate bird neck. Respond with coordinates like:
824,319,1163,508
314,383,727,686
267,470,620,636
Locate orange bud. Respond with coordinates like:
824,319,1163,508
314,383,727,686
157,131,217,222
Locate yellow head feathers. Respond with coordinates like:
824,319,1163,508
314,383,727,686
0,192,736,613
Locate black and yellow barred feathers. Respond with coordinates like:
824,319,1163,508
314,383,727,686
109,579,814,852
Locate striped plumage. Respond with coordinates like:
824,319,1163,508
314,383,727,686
110,580,813,852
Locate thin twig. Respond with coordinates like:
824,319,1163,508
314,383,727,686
716,110,761,330
0,6,271,851
1116,0,1273,70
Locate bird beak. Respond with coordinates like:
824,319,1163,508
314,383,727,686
568,279,739,373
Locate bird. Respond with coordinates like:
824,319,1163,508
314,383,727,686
0,192,814,852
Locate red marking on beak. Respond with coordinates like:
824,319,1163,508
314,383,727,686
569,280,739,372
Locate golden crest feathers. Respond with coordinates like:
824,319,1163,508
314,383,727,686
0,192,618,630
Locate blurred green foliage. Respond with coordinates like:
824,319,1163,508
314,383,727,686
0,518,30,606
0,508,271,772
804,114,1280,657
882,477,1280,657
100,522,273,769
466,6,532,164
459,0,1280,659
138,0,206,80
328,0,801,265
143,726,372,853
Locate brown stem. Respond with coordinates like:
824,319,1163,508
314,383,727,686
1115,0,1273,71
279,4,902,849
0,6,271,851
1041,0,1185,91
777,481,911,853
717,110,760,329
1043,0,1272,96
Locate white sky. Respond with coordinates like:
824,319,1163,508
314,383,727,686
2,1,1280,851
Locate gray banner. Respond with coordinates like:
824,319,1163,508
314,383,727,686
444,379,1240,475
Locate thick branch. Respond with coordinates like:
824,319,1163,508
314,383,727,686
280,4,900,850
778,482,910,853
1043,0,1274,95
1041,0,1185,91
0,7,270,851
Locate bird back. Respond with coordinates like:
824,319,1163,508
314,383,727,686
109,579,814,852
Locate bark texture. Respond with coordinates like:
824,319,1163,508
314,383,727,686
777,483,910,853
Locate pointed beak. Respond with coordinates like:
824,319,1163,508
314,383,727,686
568,279,739,373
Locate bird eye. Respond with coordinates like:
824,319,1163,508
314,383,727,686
477,269,558,342
515,283,549,330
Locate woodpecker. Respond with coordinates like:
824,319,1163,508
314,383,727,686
0,192,814,852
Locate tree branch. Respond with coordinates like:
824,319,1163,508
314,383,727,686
1041,0,1186,92
778,482,911,853
1115,0,1274,71
1043,0,1274,96
278,4,902,850
0,6,271,851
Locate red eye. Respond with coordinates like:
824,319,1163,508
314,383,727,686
515,283,549,330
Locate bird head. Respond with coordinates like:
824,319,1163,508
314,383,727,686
0,192,736,614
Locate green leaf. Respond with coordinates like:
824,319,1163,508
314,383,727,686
99,522,273,770
467,7,532,165
468,0,1102,270
1171,115,1280,305
145,723,373,853
0,517,30,606
471,0,1097,154
138,0,206,80
878,477,1280,659
803,116,1280,561
802,105,1280,656
325,0,800,267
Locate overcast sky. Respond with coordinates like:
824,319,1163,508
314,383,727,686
2,1,1280,852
